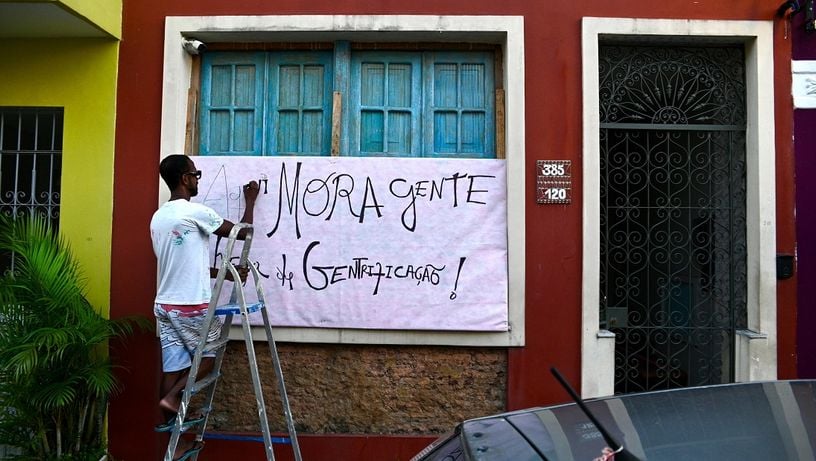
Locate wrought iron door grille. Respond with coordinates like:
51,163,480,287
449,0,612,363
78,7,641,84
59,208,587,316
598,45,747,394
0,107,63,274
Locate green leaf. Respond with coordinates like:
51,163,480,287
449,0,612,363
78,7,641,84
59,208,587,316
31,377,79,410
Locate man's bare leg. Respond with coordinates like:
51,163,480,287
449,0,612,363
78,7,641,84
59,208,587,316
159,370,187,421
159,369,204,460
158,368,205,460
159,357,215,416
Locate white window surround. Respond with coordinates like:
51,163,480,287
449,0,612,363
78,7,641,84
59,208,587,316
581,17,777,398
160,15,525,346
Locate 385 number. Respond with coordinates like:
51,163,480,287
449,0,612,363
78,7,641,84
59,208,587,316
540,163,565,176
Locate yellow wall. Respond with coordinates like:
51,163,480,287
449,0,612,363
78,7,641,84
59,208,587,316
0,38,118,315
59,0,122,38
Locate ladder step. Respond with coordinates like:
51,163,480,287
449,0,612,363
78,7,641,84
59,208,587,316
215,301,265,315
190,372,221,394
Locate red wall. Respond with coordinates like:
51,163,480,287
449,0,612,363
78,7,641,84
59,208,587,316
775,15,797,383
110,1,796,459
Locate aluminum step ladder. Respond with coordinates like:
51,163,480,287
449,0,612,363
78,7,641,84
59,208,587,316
163,223,302,461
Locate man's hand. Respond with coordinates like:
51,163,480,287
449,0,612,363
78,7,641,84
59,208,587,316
210,265,249,283
213,180,259,240
243,181,260,203
233,264,249,284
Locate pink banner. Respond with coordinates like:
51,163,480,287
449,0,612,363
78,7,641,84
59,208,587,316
193,156,508,331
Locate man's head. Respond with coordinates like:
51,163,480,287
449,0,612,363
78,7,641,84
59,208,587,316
159,154,200,197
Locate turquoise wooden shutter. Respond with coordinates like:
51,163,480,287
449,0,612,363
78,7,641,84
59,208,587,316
268,51,333,156
200,52,265,155
423,52,495,158
350,52,421,157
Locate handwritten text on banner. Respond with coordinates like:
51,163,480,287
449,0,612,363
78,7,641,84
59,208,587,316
193,156,508,331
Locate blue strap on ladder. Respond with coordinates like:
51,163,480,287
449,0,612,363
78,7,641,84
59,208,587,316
203,432,292,445
215,301,264,315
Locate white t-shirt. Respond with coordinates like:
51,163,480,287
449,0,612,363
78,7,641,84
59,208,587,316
151,199,224,304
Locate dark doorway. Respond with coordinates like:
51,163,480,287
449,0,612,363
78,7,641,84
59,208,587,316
598,44,747,393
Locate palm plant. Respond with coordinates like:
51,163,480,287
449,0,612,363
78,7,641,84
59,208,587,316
0,215,146,460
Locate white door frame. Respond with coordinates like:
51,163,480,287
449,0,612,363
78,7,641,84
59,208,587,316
580,17,777,398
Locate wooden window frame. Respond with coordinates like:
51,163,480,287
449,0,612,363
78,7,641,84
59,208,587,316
193,43,502,159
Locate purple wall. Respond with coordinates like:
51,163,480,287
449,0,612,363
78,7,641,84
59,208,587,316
794,12,816,377
795,108,816,377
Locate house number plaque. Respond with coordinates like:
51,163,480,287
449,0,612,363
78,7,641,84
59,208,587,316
536,160,571,204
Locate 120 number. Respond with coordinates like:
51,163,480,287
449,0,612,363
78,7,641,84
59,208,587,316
544,188,567,200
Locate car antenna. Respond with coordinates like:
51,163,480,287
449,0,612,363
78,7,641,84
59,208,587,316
550,367,641,461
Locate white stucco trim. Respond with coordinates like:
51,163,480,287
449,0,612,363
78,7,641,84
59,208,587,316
581,17,777,397
161,15,525,346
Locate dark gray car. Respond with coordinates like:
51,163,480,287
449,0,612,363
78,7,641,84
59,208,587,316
412,380,816,460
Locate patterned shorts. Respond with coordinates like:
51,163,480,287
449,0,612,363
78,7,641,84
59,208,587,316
154,303,223,372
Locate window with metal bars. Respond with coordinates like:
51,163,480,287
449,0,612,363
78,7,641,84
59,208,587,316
0,107,63,273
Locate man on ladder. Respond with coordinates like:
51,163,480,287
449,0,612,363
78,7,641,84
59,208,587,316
150,154,259,460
